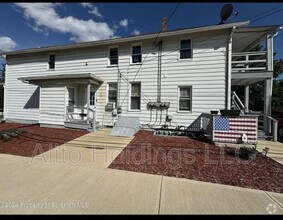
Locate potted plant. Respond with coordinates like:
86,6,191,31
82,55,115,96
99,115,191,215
220,109,241,116
210,110,219,114
239,146,258,160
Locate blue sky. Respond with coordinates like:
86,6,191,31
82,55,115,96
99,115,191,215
0,3,282,75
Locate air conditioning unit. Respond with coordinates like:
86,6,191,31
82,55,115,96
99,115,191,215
105,102,116,111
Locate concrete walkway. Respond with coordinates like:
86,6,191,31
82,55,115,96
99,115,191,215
257,140,283,165
31,128,133,168
0,152,282,214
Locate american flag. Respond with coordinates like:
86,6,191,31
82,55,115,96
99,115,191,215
213,116,258,144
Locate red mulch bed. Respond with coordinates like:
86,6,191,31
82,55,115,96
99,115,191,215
0,123,88,157
108,130,283,193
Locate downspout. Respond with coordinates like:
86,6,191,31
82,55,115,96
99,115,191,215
157,40,163,103
226,26,236,110
264,29,280,134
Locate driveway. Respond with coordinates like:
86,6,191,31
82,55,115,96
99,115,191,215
0,152,282,214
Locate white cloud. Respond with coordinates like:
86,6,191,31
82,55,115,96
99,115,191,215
132,30,141,35
15,3,114,42
119,19,128,28
80,3,102,18
80,3,92,8
0,36,17,52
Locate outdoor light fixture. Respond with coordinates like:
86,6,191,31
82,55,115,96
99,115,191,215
261,147,270,156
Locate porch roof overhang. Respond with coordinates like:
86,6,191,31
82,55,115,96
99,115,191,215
18,73,104,85
232,25,281,52
231,71,273,85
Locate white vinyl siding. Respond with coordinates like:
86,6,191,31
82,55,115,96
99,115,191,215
39,83,66,125
4,30,228,127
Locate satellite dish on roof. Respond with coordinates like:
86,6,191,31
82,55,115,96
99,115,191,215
220,4,233,24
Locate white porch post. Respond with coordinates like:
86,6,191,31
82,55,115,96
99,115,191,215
226,36,232,110
244,85,249,113
264,34,273,134
87,81,91,124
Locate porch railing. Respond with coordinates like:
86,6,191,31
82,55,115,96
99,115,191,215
232,51,267,72
267,116,278,142
66,106,96,130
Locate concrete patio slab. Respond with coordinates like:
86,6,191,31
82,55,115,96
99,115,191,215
159,176,283,214
29,169,161,214
0,154,161,214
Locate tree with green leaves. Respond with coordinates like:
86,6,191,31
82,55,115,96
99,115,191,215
0,63,5,82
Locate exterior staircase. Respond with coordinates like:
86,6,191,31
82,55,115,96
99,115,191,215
231,91,276,141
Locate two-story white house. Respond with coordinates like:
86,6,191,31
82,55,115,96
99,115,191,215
0,21,280,136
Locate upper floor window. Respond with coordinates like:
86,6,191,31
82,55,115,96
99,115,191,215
109,47,118,66
108,82,118,103
48,54,55,69
179,39,192,59
131,45,142,64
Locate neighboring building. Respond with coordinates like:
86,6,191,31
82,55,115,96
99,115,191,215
0,21,280,135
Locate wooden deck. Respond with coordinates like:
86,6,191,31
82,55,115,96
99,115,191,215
64,128,133,149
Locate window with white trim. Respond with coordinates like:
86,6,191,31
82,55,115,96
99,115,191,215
90,91,96,106
48,54,55,69
108,83,117,103
179,39,192,59
178,86,192,111
130,82,141,110
109,47,118,65
131,45,142,63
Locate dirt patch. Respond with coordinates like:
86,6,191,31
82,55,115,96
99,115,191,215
108,130,283,193
0,123,88,157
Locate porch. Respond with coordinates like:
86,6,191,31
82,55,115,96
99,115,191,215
229,25,280,138
19,73,103,131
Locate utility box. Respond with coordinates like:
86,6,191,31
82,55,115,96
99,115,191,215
117,105,122,114
105,102,116,111
112,109,118,117
147,102,170,110
166,114,173,122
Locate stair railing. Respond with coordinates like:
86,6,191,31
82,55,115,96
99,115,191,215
231,91,245,115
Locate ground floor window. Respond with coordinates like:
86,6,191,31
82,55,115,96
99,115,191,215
108,82,117,103
130,82,141,110
90,91,96,106
178,86,192,111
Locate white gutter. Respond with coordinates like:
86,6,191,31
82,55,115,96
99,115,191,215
0,21,250,56
226,26,236,110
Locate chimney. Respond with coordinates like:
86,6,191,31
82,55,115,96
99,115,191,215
161,17,168,31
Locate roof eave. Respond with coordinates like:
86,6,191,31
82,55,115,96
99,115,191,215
0,21,250,56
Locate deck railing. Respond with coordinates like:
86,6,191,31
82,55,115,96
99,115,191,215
232,51,267,72
267,116,278,142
